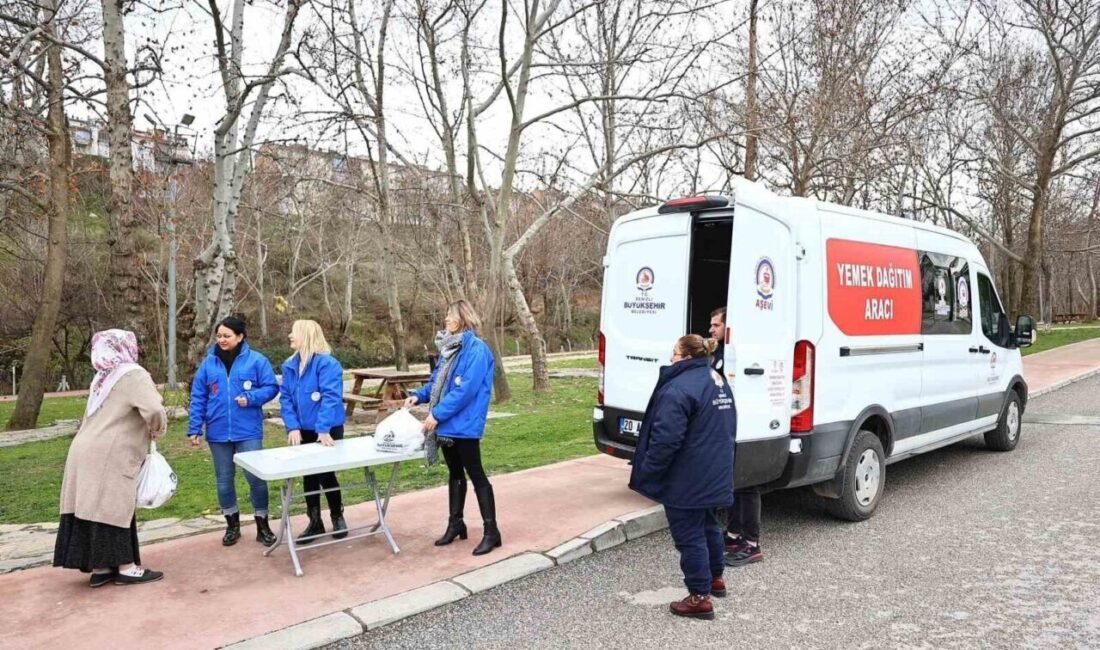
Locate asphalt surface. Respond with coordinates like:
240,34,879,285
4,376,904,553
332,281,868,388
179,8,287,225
329,377,1100,650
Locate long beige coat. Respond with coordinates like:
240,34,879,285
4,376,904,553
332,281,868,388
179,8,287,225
59,369,168,528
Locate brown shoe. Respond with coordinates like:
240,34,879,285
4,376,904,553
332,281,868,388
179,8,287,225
670,593,714,620
710,577,727,598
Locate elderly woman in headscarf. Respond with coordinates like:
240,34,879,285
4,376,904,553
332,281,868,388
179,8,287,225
53,330,168,587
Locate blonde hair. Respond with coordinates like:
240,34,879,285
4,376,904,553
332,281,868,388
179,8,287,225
292,320,332,370
676,334,718,359
448,300,483,335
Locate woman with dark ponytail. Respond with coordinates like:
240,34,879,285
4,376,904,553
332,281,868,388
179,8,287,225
629,334,737,621
188,317,280,547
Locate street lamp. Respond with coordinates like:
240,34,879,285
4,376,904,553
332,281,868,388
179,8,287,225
146,112,196,390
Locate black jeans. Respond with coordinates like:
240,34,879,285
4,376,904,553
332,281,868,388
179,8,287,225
301,426,344,512
726,486,762,542
441,438,491,489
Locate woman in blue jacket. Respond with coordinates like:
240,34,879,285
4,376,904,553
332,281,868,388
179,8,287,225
188,317,279,547
404,300,499,555
629,335,736,621
280,319,348,543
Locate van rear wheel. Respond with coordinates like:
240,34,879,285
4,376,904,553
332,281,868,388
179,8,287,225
984,391,1022,452
826,430,885,522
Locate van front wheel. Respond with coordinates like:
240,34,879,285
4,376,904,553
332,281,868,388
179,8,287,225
984,391,1022,452
826,430,885,522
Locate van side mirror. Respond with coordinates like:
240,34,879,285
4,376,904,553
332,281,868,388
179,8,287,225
1015,315,1035,348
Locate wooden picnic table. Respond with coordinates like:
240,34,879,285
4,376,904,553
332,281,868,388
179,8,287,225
344,369,432,418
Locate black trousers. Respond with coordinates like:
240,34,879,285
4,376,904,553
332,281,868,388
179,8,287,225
726,486,762,542
301,426,344,512
441,438,491,489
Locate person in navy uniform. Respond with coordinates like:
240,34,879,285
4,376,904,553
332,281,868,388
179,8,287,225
280,320,349,543
629,334,736,620
188,316,280,547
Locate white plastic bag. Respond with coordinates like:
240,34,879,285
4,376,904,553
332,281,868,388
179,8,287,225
373,408,425,454
135,442,178,509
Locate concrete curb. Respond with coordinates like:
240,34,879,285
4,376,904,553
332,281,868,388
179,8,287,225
223,504,669,649
1029,367,1100,399
222,613,364,650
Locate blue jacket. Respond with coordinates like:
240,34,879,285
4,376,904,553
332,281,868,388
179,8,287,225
188,342,279,443
279,352,346,434
413,331,494,439
629,357,736,510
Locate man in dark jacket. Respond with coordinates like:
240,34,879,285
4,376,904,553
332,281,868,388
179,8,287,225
708,307,727,373
629,335,736,621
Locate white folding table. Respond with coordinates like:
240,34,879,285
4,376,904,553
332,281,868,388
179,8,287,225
234,437,424,577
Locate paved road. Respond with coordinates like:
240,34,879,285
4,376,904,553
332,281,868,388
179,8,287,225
329,377,1100,650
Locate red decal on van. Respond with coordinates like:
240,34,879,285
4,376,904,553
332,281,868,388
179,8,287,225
827,239,921,336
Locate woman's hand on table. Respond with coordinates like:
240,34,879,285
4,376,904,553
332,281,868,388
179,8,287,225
288,430,302,446
318,433,335,447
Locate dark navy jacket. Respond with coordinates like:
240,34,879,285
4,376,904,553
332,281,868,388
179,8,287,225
279,352,346,435
188,342,279,443
628,357,736,510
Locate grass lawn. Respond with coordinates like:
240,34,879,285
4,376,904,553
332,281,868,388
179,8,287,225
0,390,190,430
0,373,599,524
1025,327,1100,355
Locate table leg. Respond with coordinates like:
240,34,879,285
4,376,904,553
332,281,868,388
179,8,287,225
274,478,304,576
346,376,365,417
366,464,401,554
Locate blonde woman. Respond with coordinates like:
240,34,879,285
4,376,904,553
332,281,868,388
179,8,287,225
279,320,348,543
404,300,499,555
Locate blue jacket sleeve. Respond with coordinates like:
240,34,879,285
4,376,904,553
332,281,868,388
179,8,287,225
279,366,302,432
414,363,442,405
188,362,207,437
638,387,692,479
315,358,345,435
248,356,279,406
431,343,492,424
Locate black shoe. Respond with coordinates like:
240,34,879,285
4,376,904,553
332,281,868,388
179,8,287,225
297,506,326,545
725,542,763,567
472,483,501,556
222,512,241,546
435,479,468,546
114,567,164,585
255,515,277,547
331,507,348,540
89,570,115,588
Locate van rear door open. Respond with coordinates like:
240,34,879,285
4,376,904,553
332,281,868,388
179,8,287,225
600,212,692,445
727,181,797,486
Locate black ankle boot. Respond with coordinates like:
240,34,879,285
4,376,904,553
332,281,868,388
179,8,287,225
297,505,326,545
435,479,468,546
255,515,277,547
331,507,348,540
222,512,241,546
472,484,502,556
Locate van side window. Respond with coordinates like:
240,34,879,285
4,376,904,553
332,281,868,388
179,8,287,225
977,273,1006,345
919,252,972,335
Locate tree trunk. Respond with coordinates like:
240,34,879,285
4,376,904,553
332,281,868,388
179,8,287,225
743,0,759,180
503,253,550,393
100,0,142,332
8,15,69,431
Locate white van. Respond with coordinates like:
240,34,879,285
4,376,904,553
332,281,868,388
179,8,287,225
593,178,1035,520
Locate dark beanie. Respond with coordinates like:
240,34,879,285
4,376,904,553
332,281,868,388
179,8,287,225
219,316,247,337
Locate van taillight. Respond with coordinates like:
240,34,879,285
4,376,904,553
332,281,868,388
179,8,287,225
791,340,815,435
598,332,606,405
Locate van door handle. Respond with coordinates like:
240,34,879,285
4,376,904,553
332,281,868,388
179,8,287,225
744,368,765,376
969,347,980,354
979,346,991,355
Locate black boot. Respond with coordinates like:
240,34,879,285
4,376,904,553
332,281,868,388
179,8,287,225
435,479,468,546
472,484,502,556
297,505,326,545
255,515,277,547
328,489,348,540
222,512,241,546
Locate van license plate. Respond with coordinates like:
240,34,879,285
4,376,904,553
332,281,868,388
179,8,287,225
619,418,642,437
